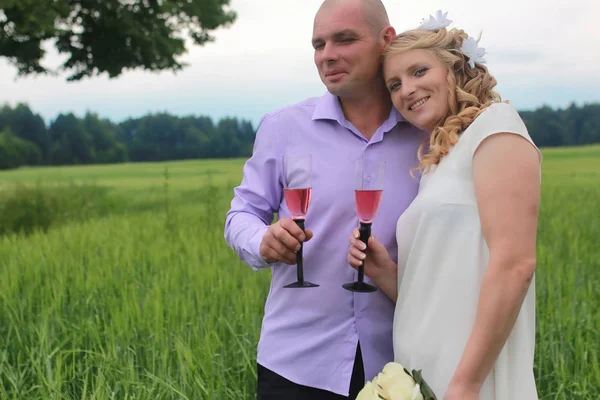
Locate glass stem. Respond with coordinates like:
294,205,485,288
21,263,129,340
358,222,372,283
294,219,305,284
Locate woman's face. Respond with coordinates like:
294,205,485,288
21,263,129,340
383,49,450,133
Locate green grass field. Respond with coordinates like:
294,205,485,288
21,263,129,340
1,145,599,399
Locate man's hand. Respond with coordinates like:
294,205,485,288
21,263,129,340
259,218,313,264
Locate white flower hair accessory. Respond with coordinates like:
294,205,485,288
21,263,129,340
419,10,487,69
460,36,486,68
419,10,452,30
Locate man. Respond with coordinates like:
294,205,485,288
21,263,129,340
224,0,425,398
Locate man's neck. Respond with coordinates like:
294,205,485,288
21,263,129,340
339,84,393,141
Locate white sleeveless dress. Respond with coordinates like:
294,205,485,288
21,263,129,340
393,102,540,399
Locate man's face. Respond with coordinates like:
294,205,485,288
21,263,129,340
312,3,384,98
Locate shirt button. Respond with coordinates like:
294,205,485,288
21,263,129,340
367,176,372,182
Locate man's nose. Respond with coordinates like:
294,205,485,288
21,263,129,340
322,43,338,61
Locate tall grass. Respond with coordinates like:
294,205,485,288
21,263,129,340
534,186,599,398
0,146,599,399
0,183,268,399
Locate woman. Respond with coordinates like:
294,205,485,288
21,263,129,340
347,12,541,400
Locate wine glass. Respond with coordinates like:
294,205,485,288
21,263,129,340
282,154,319,288
343,159,385,293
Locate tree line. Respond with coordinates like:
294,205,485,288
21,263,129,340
1,102,599,170
0,103,254,170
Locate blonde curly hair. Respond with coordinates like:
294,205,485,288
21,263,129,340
383,28,502,173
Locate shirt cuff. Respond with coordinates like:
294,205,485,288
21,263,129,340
246,225,274,270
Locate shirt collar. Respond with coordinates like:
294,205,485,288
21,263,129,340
311,91,346,123
311,91,405,134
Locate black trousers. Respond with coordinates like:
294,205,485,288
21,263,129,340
256,343,365,400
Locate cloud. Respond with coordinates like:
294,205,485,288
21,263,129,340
498,83,600,111
487,51,544,63
0,0,599,126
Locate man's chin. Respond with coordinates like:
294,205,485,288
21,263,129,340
324,83,351,98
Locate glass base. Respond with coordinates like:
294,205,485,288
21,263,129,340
342,281,377,293
283,281,319,288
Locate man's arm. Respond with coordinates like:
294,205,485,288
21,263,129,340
224,114,282,270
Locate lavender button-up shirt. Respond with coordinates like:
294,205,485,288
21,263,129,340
225,92,424,395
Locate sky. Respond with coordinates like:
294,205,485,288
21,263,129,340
0,0,599,127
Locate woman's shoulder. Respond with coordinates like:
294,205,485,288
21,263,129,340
460,101,533,156
471,101,524,129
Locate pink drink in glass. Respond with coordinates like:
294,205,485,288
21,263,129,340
355,189,383,223
284,188,312,219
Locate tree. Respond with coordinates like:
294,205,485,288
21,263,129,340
83,112,127,163
0,103,48,162
0,0,236,81
521,106,567,148
215,117,242,157
579,105,600,145
128,113,178,161
48,113,93,164
0,127,41,169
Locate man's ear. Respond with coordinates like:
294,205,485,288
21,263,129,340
381,25,397,45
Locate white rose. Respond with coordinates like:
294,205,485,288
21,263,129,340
356,362,424,400
379,363,416,394
356,381,378,400
411,384,425,400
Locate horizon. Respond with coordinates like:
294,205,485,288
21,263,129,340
2,98,599,129
1,0,599,127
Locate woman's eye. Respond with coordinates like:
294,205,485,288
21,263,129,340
415,68,428,77
389,82,401,91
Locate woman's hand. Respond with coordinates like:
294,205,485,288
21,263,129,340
347,227,396,282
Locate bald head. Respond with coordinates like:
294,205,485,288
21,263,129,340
317,0,390,35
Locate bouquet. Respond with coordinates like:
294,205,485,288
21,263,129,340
356,362,437,400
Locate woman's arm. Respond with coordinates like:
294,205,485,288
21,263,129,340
371,257,399,303
445,132,541,398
